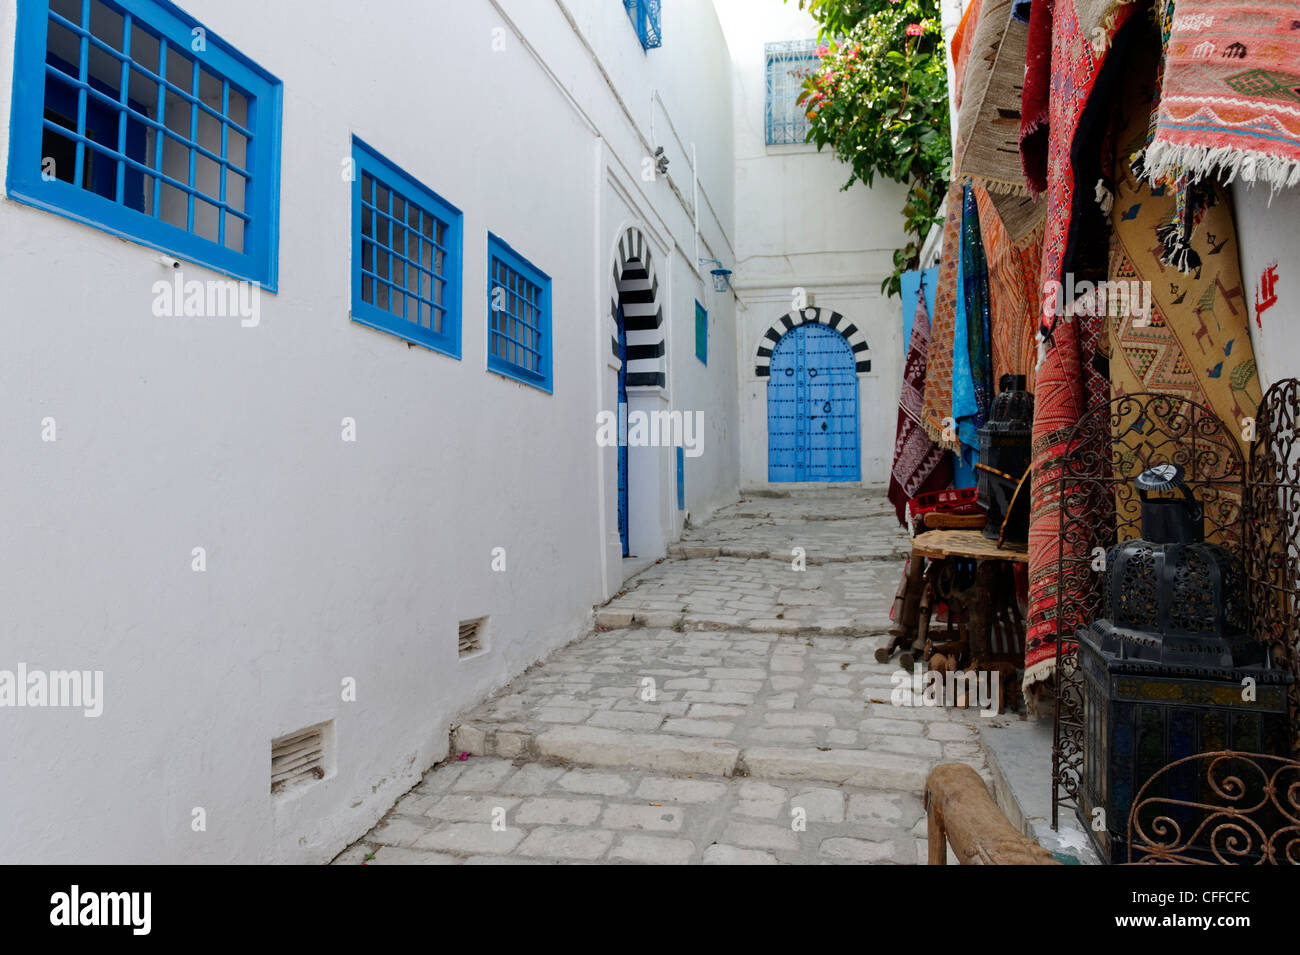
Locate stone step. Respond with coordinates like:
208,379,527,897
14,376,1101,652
739,746,932,792
592,607,891,636
452,722,742,778
665,543,907,563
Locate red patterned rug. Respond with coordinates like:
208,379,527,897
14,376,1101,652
889,289,954,525
1022,0,1139,695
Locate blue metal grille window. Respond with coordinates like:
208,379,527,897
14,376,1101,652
622,0,661,50
765,40,819,146
487,234,552,393
695,300,707,365
351,138,462,357
7,0,283,288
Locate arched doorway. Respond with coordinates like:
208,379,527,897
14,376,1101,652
767,322,861,481
606,226,666,559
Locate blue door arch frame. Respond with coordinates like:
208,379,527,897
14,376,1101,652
766,321,862,482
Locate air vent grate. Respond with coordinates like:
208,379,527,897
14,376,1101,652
458,617,487,657
271,724,327,794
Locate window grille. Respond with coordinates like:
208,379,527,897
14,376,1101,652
765,39,819,146
622,0,661,50
7,0,283,287
487,233,552,392
351,137,462,357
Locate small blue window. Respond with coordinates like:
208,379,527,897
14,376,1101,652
622,0,661,50
695,300,707,365
487,233,552,393
6,0,283,288
350,137,462,357
765,40,819,146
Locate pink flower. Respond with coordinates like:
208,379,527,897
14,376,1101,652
906,23,924,36
815,44,829,57
457,752,470,761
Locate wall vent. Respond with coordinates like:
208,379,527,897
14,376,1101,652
271,723,328,795
458,617,487,657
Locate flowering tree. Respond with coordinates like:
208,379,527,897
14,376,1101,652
795,0,950,297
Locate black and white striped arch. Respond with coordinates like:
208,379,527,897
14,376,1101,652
607,227,666,389
754,307,871,377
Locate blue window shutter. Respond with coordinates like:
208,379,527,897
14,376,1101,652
676,446,684,510
694,300,707,365
7,0,283,288
350,136,463,358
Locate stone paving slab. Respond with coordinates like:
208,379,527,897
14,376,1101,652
448,627,991,786
595,560,902,634
333,755,945,865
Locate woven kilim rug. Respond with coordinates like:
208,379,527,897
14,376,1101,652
955,0,1035,195
889,289,954,525
920,183,967,449
1110,41,1263,443
1143,0,1300,193
975,184,1044,392
1023,0,1139,694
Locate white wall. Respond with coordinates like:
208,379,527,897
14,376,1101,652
1234,182,1300,395
0,0,736,863
714,0,908,487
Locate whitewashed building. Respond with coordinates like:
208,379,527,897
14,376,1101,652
0,0,897,863
715,0,909,488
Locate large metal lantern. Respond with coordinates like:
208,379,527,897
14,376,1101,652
1077,465,1292,863
976,374,1033,545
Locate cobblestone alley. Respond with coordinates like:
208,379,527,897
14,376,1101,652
336,488,998,864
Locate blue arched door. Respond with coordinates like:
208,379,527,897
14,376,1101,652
767,323,860,482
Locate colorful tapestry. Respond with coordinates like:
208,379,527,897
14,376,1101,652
1143,1,1300,195
1019,0,1054,196
975,184,1044,392
958,183,995,461
1023,0,1138,694
951,0,983,111
1109,45,1263,446
889,288,954,525
920,183,967,449
955,0,1035,195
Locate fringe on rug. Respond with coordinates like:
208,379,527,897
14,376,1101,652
1142,141,1300,194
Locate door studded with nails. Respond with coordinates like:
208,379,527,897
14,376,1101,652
767,323,860,482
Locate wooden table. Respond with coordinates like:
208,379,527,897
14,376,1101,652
911,529,1028,563
881,529,1028,708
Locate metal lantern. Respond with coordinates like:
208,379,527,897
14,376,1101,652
976,374,1033,544
1077,464,1293,864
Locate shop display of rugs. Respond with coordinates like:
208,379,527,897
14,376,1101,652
889,288,955,526
1021,0,1140,696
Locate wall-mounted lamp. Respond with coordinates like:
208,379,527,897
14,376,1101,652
699,258,732,293
653,146,669,175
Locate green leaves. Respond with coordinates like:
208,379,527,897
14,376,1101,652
793,0,949,296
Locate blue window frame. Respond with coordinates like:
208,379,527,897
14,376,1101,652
6,0,283,288
622,0,661,50
765,40,819,146
487,233,552,393
350,137,462,357
695,299,707,365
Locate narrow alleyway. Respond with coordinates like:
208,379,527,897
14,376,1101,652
336,489,998,864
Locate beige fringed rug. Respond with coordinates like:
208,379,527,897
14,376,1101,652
954,0,1033,195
